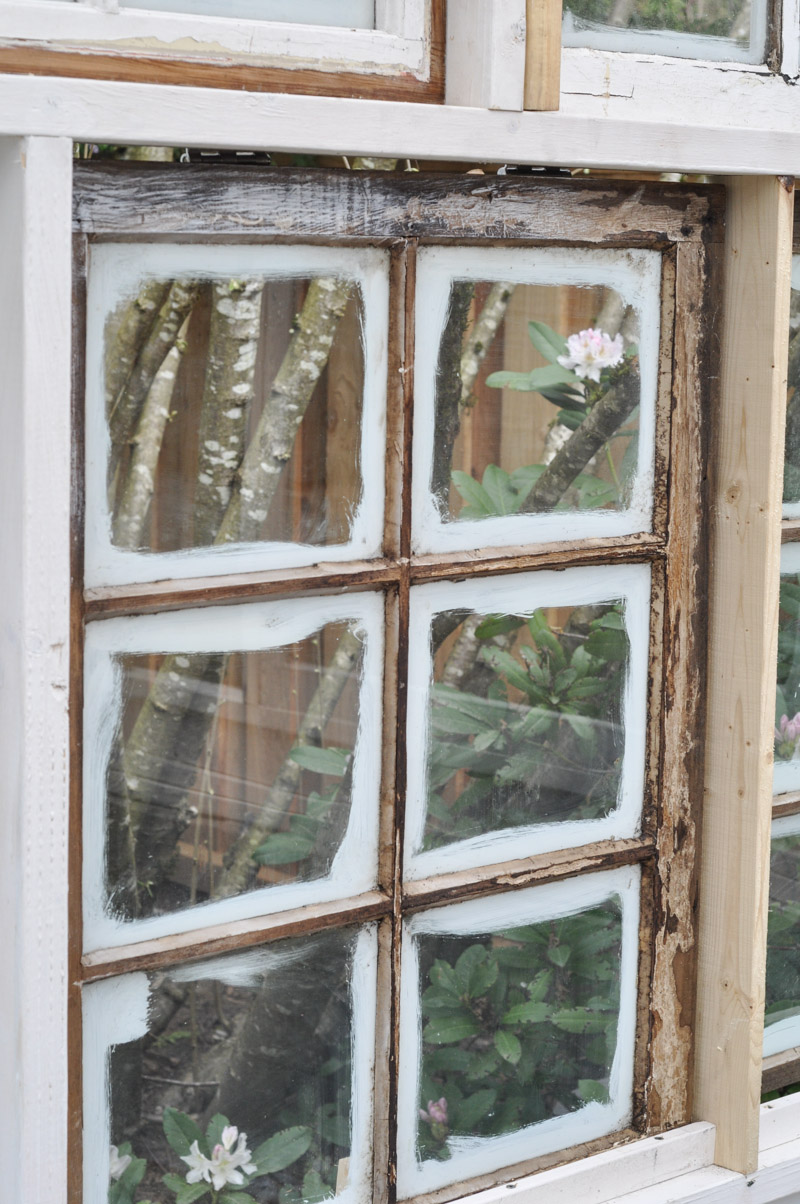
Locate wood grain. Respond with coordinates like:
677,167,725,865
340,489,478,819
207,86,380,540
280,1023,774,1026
73,164,724,248
524,0,563,112
693,175,794,1174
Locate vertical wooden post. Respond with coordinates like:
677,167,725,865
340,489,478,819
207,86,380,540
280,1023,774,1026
693,175,794,1173
525,0,563,112
0,135,73,1203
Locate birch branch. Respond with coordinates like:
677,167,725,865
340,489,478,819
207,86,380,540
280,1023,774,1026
112,313,191,550
104,279,170,422
194,280,263,546
108,279,200,491
460,282,515,407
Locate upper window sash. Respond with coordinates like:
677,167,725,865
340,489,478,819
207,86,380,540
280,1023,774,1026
0,0,431,77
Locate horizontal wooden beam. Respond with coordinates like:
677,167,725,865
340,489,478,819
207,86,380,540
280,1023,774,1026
2,73,800,175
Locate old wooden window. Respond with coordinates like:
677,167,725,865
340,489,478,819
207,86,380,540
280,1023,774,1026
0,0,442,100
71,164,720,1204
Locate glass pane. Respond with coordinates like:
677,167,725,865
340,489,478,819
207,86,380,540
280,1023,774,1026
775,564,800,795
84,596,383,946
766,829,800,1055
85,927,376,1204
562,0,765,63
424,603,628,846
397,872,638,1195
405,565,649,877
87,245,388,585
116,0,376,23
413,247,661,555
783,259,800,513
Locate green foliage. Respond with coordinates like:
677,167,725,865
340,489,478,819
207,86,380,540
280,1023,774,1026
252,745,351,867
425,604,628,850
108,1143,147,1204
417,906,623,1161
564,0,745,40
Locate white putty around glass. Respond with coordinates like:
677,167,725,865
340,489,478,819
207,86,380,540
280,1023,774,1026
82,926,378,1204
82,592,384,952
395,866,641,1197
403,562,650,880
411,246,661,556
85,242,389,588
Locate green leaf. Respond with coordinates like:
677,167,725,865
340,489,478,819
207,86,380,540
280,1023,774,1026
162,1108,207,1159
454,944,488,995
251,1127,313,1176
253,832,317,866
481,464,519,516
430,706,490,737
527,320,568,363
451,470,494,516
429,959,461,996
563,713,596,743
479,647,533,697
469,955,499,998
494,1029,522,1064
162,1176,209,1204
289,745,351,777
455,1088,497,1130
319,1104,350,1148
423,1015,480,1044
300,1169,334,1203
585,628,628,663
205,1113,229,1151
474,614,525,640
576,1078,610,1103
502,1000,549,1025
547,945,571,967
528,610,567,669
219,1195,258,1204
550,1007,607,1034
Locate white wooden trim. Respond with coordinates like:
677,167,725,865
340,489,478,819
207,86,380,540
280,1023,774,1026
0,134,72,1204
445,0,526,110
4,74,800,175
0,0,430,76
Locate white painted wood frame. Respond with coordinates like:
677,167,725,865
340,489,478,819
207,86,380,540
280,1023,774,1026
4,75,800,177
0,0,432,76
0,134,72,1204
444,0,527,111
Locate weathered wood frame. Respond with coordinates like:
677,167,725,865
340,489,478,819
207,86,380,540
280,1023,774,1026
69,165,722,1204
0,0,444,102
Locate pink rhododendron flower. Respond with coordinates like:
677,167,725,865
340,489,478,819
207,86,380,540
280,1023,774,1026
775,712,800,759
419,1097,448,1125
557,328,625,383
182,1126,258,1191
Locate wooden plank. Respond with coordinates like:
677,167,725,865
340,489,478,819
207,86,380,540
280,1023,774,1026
693,175,794,1174
762,1046,800,1093
10,74,800,176
524,0,563,112
445,0,526,111
72,164,723,248
772,789,800,818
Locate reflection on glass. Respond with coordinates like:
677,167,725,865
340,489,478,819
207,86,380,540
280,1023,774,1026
414,904,623,1161
116,0,376,22
784,274,800,508
105,623,362,921
766,833,800,1045
562,0,762,62
432,281,641,526
422,603,629,852
104,929,360,1204
104,274,365,554
775,574,800,790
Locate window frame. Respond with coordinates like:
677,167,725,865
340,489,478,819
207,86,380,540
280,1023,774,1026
68,162,721,1204
0,0,444,101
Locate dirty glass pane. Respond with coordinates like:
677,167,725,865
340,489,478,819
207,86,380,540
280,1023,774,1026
64,0,377,25
102,273,365,554
398,875,639,1195
89,928,372,1204
426,274,651,539
421,602,631,852
765,832,800,1053
562,0,765,63
775,570,800,795
783,264,800,511
101,623,364,923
